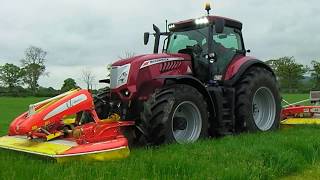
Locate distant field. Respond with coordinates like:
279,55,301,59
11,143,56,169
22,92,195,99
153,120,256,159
0,97,45,135
1,94,320,180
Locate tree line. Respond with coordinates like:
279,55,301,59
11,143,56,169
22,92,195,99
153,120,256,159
1,46,319,96
0,46,98,97
266,57,320,93
0,46,49,96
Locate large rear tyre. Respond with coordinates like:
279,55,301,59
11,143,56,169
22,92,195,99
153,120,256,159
80,87,111,123
137,84,208,145
235,67,281,132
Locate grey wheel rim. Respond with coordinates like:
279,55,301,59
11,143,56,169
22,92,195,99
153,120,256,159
172,101,202,143
252,87,276,131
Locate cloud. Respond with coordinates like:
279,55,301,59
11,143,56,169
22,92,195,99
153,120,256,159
0,0,319,88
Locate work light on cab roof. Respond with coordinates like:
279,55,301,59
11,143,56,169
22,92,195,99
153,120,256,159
168,2,212,31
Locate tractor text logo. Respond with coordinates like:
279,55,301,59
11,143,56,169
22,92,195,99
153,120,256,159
140,57,184,69
44,94,87,120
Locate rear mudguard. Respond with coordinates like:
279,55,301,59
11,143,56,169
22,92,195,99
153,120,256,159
224,58,275,86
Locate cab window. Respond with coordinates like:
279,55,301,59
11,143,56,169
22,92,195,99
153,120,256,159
166,27,208,53
213,27,243,50
167,35,198,53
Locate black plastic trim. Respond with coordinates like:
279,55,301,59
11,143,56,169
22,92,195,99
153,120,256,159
99,79,110,84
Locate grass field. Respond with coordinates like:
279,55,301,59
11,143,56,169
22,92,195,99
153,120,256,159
282,94,311,106
1,94,320,180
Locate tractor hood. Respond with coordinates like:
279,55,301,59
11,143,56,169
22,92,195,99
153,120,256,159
109,53,192,96
112,53,191,67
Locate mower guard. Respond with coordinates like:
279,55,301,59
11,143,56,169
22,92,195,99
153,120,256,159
0,89,133,162
0,135,129,162
281,92,320,127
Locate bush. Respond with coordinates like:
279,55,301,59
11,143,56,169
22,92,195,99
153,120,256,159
0,86,60,97
34,87,60,97
0,86,31,97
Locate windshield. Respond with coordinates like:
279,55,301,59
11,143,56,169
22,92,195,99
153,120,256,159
166,27,209,53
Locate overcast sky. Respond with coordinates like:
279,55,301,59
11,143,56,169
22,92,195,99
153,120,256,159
0,0,319,89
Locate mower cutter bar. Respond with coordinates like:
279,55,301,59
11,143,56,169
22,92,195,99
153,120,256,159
0,135,130,162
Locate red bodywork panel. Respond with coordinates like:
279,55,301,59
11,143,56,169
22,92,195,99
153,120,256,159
110,52,260,101
174,15,241,25
111,53,192,101
224,56,257,80
74,121,133,145
61,136,128,156
9,89,95,136
282,106,320,119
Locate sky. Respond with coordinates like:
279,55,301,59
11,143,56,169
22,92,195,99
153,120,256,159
0,0,319,89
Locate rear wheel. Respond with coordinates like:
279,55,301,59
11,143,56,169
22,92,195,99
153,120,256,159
80,87,111,123
235,67,281,132
137,84,208,145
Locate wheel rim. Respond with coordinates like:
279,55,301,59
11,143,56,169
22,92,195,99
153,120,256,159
252,87,276,131
172,101,202,143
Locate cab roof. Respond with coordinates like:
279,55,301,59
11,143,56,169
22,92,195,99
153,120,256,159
169,16,242,32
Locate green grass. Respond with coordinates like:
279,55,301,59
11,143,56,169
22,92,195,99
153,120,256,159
0,97,45,135
1,95,320,180
281,163,320,180
282,94,310,106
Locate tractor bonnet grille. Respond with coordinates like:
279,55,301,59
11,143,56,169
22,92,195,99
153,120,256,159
160,61,182,72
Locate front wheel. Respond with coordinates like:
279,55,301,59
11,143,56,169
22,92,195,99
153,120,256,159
137,84,208,145
235,67,281,132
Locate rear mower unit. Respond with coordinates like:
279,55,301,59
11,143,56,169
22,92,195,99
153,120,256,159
281,91,320,126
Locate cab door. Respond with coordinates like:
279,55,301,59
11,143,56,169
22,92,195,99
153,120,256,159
211,27,244,80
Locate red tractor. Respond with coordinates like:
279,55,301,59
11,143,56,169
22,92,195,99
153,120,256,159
92,4,281,145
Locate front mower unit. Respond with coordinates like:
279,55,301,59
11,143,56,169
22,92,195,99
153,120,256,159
0,89,133,162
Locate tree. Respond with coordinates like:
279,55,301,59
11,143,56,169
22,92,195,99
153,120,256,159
61,78,79,92
81,69,96,90
266,57,307,92
20,46,48,93
0,63,24,89
311,60,320,90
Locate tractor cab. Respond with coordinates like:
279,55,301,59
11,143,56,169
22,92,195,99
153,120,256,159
145,4,246,83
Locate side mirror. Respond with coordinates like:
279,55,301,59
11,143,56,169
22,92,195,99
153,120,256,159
144,32,150,45
215,18,225,34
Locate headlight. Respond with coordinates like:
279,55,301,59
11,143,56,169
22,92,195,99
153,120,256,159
118,71,128,84
110,64,131,89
